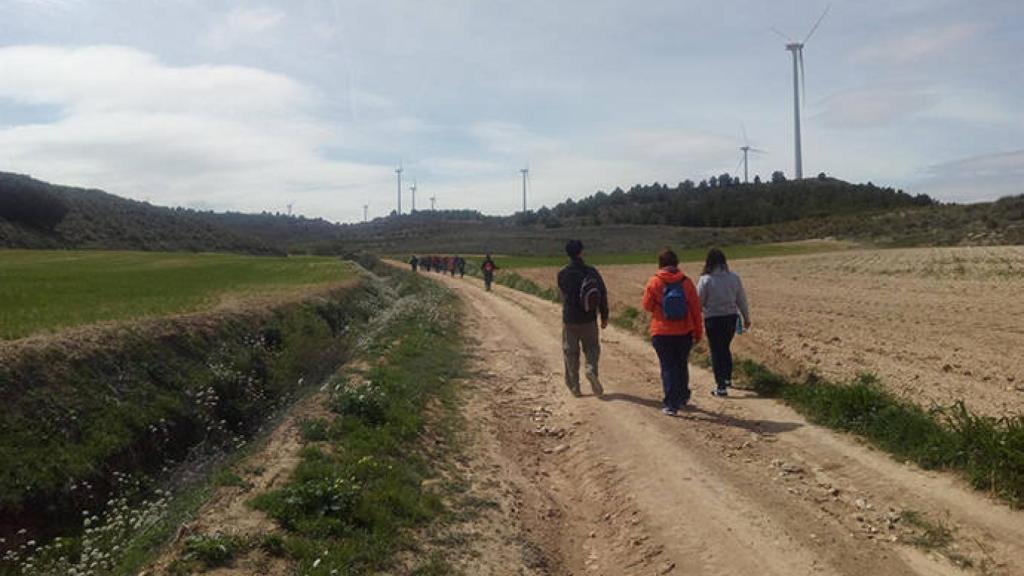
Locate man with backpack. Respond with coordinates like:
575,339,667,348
557,240,608,397
481,254,498,291
641,248,703,415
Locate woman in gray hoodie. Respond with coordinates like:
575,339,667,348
696,248,751,397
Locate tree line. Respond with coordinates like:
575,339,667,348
519,172,934,228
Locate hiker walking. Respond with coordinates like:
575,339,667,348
457,256,466,278
448,256,457,277
409,255,419,272
696,248,751,397
557,240,608,397
481,254,498,291
642,248,703,415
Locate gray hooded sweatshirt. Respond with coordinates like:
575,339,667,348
696,267,750,321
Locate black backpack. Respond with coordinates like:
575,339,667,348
579,270,602,313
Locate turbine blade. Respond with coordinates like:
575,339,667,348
770,26,793,42
735,157,745,174
741,123,749,147
803,4,831,44
750,147,767,154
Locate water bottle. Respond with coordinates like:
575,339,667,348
736,315,744,335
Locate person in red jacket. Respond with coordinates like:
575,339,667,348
641,248,703,415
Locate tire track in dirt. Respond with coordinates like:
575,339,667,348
431,271,1024,576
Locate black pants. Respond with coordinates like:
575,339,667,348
705,314,738,387
652,334,693,410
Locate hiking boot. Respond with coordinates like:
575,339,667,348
587,373,604,397
569,386,582,398
661,407,677,417
711,387,728,397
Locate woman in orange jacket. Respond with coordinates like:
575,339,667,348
642,248,703,415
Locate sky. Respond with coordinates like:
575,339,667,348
0,0,1021,223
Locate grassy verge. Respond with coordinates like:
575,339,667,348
242,263,465,575
736,361,1024,506
461,262,561,303
0,277,389,575
0,250,353,339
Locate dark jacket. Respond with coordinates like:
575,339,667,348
557,258,609,325
481,257,497,277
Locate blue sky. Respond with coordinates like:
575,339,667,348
0,0,1021,222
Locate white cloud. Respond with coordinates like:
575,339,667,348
610,129,736,165
852,22,984,65
423,157,505,178
205,7,285,51
912,149,1024,202
0,45,387,222
468,121,559,157
926,149,1024,178
816,86,938,129
923,89,1024,127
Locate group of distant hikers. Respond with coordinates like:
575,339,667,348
409,254,467,277
409,241,749,416
557,240,749,415
408,253,500,290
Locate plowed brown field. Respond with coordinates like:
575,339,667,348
516,246,1024,418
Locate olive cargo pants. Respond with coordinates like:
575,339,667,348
562,320,600,393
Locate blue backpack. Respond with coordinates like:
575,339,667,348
662,280,688,320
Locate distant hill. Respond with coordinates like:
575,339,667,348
0,172,277,254
2,170,1021,256
529,173,935,228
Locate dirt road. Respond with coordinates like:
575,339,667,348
435,270,1024,575
516,246,1024,418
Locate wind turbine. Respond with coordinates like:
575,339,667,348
773,4,830,180
520,167,529,212
410,180,417,212
395,163,403,215
737,125,765,184
429,195,436,211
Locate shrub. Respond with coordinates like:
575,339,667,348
330,382,388,427
181,533,243,568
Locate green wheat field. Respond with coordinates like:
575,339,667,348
0,250,354,339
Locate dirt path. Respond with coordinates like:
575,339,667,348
516,246,1024,418
432,271,1024,576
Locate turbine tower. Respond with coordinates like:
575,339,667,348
410,180,417,212
520,168,529,212
363,204,368,223
737,125,765,184
429,195,436,211
774,5,830,180
395,165,403,215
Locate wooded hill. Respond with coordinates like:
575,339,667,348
2,170,1021,255
528,173,934,228
0,172,279,254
